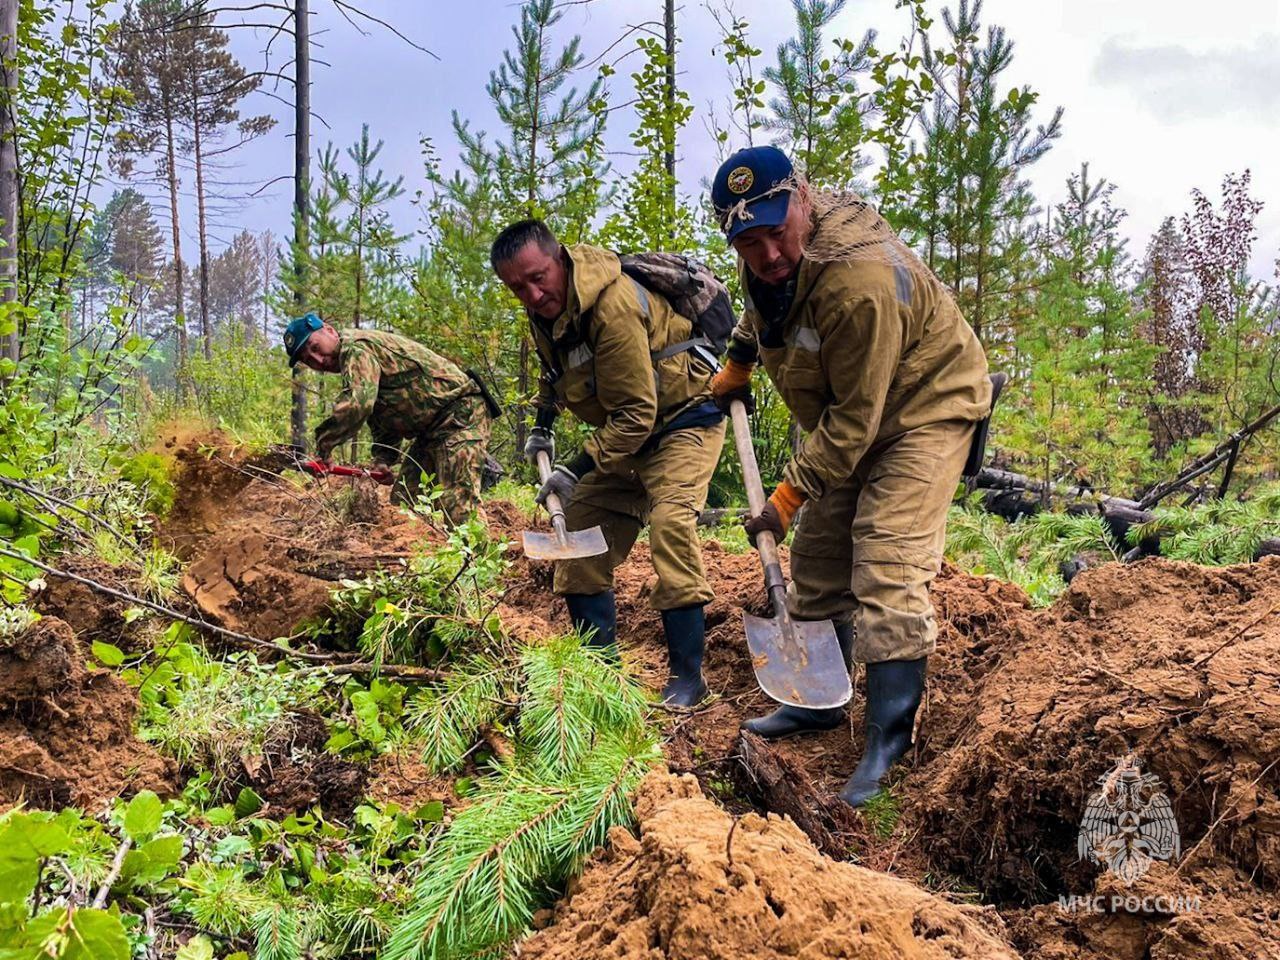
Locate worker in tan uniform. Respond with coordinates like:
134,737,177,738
708,146,992,807
490,220,726,707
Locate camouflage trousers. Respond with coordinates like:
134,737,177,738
378,396,491,525
555,421,726,610
787,418,974,663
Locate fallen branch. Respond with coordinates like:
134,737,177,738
294,662,446,681
92,836,133,909
0,548,343,663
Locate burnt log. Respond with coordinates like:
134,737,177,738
731,730,862,858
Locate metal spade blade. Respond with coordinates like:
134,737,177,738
522,451,608,561
729,399,852,708
743,608,852,709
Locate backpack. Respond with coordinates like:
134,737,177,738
616,252,735,363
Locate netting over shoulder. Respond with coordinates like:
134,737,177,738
804,187,938,290
713,175,940,289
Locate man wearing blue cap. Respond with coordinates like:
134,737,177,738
706,146,993,808
283,313,494,523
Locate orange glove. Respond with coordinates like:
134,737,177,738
744,480,806,543
709,358,755,414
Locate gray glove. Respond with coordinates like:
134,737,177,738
524,426,555,464
535,464,579,506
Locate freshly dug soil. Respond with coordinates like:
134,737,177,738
518,771,1019,959
916,557,1280,903
34,554,132,641
495,503,1280,959
0,617,177,810
158,430,437,638
237,710,368,820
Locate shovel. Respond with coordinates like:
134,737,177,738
522,450,608,561
300,459,395,484
730,400,852,710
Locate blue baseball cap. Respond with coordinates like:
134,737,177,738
283,312,323,366
711,145,795,242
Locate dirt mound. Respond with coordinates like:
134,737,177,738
520,771,1019,959
498,513,1280,958
182,531,336,639
0,617,177,810
34,554,132,641
916,557,1280,906
156,428,265,558
159,433,437,638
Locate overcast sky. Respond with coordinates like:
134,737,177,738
198,0,1280,278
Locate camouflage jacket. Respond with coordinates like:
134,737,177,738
313,329,479,462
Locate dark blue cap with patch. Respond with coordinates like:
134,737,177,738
283,312,323,366
711,145,795,242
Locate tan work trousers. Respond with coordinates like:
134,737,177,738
555,422,726,610
788,418,974,663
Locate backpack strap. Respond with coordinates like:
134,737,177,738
628,275,650,319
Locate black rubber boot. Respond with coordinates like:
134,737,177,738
660,604,708,707
839,657,927,808
565,591,617,652
741,619,854,739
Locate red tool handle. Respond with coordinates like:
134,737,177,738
300,460,394,485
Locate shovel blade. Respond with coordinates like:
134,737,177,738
522,526,609,561
744,613,853,710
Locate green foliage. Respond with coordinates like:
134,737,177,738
187,325,292,445
322,518,509,668
112,451,176,517
597,33,698,253
404,654,508,773
386,634,658,960
326,676,410,758
0,795,185,960
1130,484,1280,565
763,0,876,189
857,789,901,840
945,499,1123,606
135,638,326,785
1005,165,1156,493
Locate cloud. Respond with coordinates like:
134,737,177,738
1092,35,1280,120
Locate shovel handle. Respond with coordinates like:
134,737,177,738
302,460,394,485
729,401,786,596
535,450,571,538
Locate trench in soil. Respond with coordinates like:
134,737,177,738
6,431,1279,959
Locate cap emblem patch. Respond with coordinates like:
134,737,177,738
726,166,754,195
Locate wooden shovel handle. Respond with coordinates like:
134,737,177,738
729,401,785,583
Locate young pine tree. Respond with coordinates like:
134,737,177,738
471,0,608,452
764,0,875,190
1009,165,1153,495
906,0,1061,346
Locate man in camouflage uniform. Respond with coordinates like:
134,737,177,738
284,313,492,524
707,147,993,807
489,220,725,708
